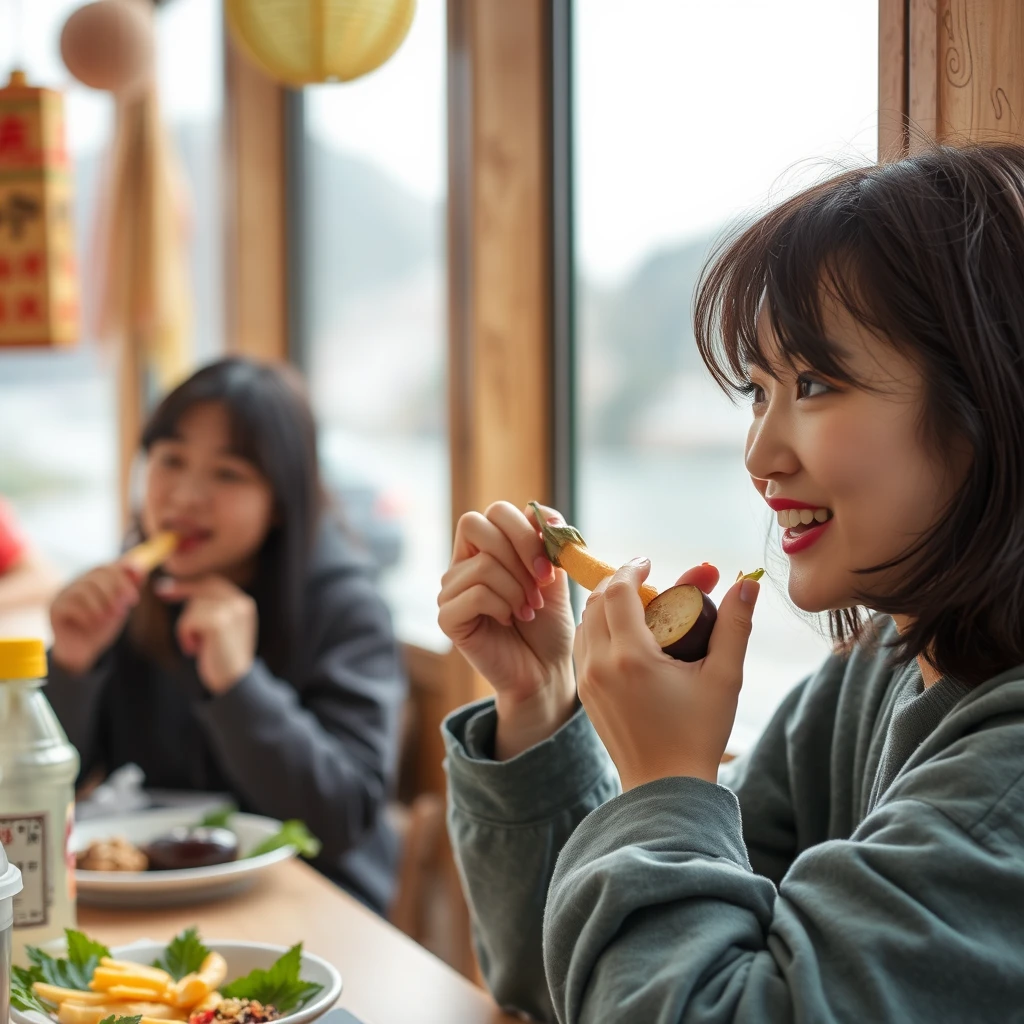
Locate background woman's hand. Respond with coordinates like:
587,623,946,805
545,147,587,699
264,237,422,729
438,502,576,759
155,575,257,695
574,559,759,790
50,559,145,676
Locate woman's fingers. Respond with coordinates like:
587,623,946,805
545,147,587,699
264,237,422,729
452,505,545,605
672,562,720,594
439,552,537,622
438,584,515,637
703,577,759,687
602,559,662,655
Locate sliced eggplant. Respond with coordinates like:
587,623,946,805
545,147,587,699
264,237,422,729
644,584,718,662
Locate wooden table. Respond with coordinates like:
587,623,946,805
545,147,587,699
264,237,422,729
79,859,520,1024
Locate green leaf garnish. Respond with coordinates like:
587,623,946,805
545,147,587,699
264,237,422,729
247,820,321,861
151,927,211,981
220,944,323,1013
11,964,49,1016
27,929,111,990
98,1016,143,1024
198,804,237,829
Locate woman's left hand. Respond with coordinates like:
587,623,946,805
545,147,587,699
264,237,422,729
574,559,759,791
156,575,258,695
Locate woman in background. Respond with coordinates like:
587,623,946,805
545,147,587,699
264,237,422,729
48,357,407,914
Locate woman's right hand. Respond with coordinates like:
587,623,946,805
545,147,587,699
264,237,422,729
438,501,577,759
50,560,144,676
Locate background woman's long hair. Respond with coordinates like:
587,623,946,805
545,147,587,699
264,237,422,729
131,357,322,676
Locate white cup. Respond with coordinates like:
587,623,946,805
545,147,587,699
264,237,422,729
0,841,24,1024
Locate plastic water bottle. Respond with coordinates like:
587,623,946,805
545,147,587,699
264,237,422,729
0,638,79,964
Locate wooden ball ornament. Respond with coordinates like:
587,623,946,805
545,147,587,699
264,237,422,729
60,0,155,96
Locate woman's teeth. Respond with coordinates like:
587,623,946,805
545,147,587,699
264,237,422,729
776,507,832,529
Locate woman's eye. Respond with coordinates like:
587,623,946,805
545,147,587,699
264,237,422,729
215,467,245,483
740,382,767,406
158,452,184,469
796,374,831,399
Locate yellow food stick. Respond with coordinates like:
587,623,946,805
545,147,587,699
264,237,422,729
32,984,110,1007
106,986,180,1004
96,960,174,985
124,531,179,573
174,952,228,1009
193,991,222,1014
58,1003,183,1024
91,974,167,995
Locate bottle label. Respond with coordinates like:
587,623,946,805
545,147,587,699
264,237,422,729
0,814,49,927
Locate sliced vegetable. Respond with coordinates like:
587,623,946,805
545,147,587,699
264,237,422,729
246,821,320,861
152,929,212,983
529,502,660,607
97,1016,143,1024
219,945,322,1014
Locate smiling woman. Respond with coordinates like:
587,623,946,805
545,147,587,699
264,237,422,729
45,358,408,916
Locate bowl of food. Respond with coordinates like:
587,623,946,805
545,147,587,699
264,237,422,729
72,808,320,908
11,928,342,1024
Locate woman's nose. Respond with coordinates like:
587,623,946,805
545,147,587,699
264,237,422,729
744,404,800,482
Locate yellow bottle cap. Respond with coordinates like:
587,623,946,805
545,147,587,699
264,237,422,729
0,638,46,680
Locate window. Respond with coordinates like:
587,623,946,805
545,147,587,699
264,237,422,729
301,0,449,650
0,0,223,608
572,0,879,748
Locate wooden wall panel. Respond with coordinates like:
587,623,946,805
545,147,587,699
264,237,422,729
937,0,1024,141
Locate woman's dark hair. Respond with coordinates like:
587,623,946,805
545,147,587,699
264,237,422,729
134,357,322,675
694,142,1024,687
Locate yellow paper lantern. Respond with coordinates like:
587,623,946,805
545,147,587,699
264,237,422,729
0,71,79,348
226,0,416,86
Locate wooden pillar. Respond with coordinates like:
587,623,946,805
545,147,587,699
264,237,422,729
224,36,288,362
448,0,554,704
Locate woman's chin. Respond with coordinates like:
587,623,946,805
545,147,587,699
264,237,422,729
786,577,854,615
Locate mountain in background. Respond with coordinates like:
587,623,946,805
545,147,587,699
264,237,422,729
1,121,734,448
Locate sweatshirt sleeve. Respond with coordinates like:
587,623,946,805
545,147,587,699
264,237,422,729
443,699,620,1023
194,569,406,862
543,722,1024,1024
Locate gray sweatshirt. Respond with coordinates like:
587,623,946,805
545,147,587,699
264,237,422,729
443,616,1024,1022
47,522,407,914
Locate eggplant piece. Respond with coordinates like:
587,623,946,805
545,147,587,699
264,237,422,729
644,584,718,662
143,826,239,871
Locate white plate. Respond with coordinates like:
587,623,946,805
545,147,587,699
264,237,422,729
12,939,342,1024
73,807,297,908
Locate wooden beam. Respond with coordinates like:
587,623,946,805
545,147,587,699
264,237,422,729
224,36,288,362
879,0,908,160
448,0,553,703
908,0,940,150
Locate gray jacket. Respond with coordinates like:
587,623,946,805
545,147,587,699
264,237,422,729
444,617,1024,1021
48,522,407,914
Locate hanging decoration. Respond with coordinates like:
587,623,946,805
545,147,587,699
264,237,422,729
0,70,79,348
59,0,192,391
225,0,417,87
59,0,154,98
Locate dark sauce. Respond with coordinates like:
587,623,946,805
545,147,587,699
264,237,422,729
143,826,239,871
